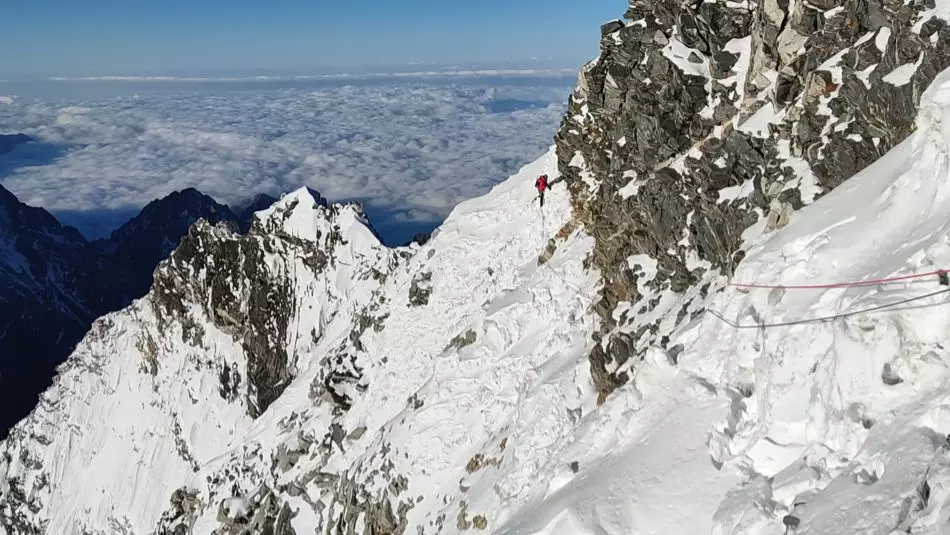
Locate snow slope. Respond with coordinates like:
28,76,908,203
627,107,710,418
11,64,950,535
358,62,950,535
688,66,950,534
0,147,606,534
502,64,950,534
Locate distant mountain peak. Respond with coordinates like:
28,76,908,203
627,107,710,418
96,188,240,298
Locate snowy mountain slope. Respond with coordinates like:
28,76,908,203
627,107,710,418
689,67,950,534
493,64,950,535
0,188,393,534
156,150,601,534
12,1,950,533
8,74,950,534
0,149,604,534
304,151,598,532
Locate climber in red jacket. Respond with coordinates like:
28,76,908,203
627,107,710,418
535,174,549,207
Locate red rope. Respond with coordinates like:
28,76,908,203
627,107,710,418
730,269,947,290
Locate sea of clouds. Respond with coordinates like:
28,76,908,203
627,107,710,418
0,75,573,243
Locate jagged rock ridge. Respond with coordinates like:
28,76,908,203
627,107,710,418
555,0,950,400
0,182,276,440
95,187,244,299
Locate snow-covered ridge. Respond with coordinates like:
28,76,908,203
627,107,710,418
0,187,394,533
0,152,605,534
9,65,950,532
11,7,950,533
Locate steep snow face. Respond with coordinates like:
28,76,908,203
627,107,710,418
0,149,602,534
304,151,598,532
692,67,950,534
498,67,950,534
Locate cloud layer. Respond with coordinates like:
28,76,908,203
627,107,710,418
46,67,577,82
0,80,571,242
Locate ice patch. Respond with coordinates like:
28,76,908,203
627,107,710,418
570,151,600,195
875,27,892,52
718,179,755,204
824,6,845,17
855,63,878,89
883,54,924,87
777,139,823,204
723,36,753,106
662,37,710,79
619,170,642,198
737,102,777,137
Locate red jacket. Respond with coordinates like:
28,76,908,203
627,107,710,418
536,175,549,192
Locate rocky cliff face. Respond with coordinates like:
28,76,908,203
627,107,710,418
96,188,243,299
555,0,950,400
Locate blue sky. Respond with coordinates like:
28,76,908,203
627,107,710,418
0,0,623,76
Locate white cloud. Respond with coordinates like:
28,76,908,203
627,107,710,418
45,68,576,83
0,82,569,240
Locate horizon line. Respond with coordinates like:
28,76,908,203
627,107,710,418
42,67,580,83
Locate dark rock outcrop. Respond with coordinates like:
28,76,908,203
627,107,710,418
555,0,950,400
96,188,242,299
408,272,433,306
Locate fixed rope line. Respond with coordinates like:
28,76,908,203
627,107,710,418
708,287,950,329
730,269,949,290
